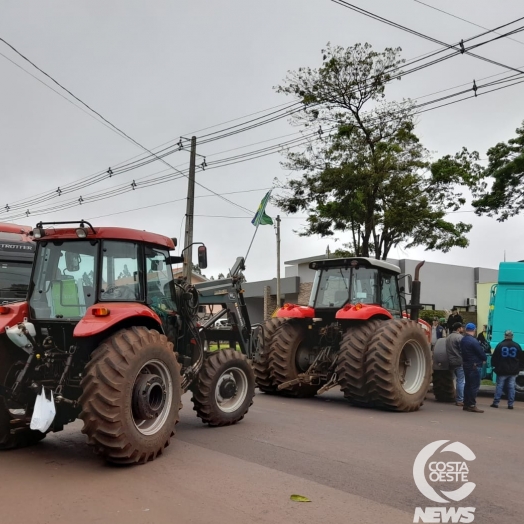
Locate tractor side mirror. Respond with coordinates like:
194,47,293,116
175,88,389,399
65,252,81,272
198,245,208,269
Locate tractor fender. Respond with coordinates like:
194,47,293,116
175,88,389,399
73,303,163,338
275,304,315,319
0,302,29,334
335,304,392,321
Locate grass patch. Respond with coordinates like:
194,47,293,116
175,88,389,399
208,343,240,352
481,379,495,386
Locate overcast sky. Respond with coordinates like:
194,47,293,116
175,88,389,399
1,0,524,281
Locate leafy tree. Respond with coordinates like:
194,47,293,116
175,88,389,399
274,42,472,260
470,122,524,221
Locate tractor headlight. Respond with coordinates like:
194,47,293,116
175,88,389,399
32,228,44,239
76,228,87,238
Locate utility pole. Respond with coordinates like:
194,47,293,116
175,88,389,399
276,215,281,308
183,136,197,281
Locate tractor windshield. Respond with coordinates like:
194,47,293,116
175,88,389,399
29,240,98,319
311,266,401,315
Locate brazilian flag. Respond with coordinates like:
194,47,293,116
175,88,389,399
251,191,273,226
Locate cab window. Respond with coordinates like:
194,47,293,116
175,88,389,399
100,241,143,301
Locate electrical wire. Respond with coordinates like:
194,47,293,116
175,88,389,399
330,1,524,75
3,18,522,214
412,0,524,47
0,36,253,216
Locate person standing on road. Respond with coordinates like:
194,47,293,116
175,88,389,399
460,323,487,413
446,322,465,406
477,325,491,354
490,330,524,410
447,308,463,332
431,317,444,350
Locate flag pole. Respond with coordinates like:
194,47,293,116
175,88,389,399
244,222,260,263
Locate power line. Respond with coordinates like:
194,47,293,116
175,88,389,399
412,0,524,47
330,1,524,75
3,17,522,214
0,36,253,215
4,70,523,223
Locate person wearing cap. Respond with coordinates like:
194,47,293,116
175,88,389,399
490,330,523,409
446,322,465,406
431,317,444,350
447,308,464,332
460,323,487,413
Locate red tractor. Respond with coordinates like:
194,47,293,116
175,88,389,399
254,257,431,411
0,221,255,463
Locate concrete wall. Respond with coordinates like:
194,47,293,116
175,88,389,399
245,297,264,325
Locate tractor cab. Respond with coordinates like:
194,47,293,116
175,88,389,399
308,257,404,317
28,223,179,323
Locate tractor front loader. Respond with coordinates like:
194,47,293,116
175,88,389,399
0,221,255,463
254,257,432,412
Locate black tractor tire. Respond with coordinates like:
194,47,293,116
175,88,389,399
365,319,431,412
253,318,286,394
0,340,46,450
336,319,385,406
269,321,319,398
79,326,182,465
432,370,456,403
191,349,255,426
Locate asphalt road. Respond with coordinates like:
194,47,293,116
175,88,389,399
0,389,521,524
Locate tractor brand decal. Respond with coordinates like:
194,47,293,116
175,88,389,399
228,292,236,301
214,290,228,296
0,242,35,252
413,440,476,523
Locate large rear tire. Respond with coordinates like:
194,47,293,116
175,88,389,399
253,318,286,394
269,321,319,398
432,370,456,403
365,319,431,412
336,319,385,406
79,326,182,465
0,340,46,450
192,349,255,426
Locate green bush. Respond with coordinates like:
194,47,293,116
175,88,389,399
419,310,447,324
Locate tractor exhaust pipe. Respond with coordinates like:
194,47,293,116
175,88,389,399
410,261,425,323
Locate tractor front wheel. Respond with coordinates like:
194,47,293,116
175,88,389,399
365,319,431,412
0,341,46,450
79,326,182,464
191,349,255,426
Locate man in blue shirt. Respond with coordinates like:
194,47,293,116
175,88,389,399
460,323,487,413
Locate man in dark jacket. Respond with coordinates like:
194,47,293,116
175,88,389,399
447,308,464,332
460,323,487,413
490,330,524,409
446,322,464,405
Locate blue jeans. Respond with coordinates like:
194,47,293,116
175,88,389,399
463,364,481,407
493,375,516,407
454,367,465,403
